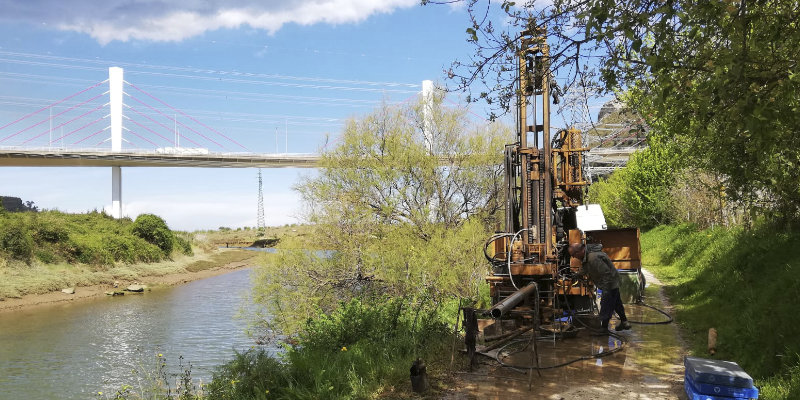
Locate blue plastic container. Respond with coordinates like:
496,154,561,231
684,356,758,399
685,376,737,400
686,372,759,399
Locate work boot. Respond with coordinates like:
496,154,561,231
615,320,632,331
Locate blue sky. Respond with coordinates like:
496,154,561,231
0,0,603,231
0,0,486,231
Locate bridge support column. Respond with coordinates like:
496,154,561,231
112,166,122,218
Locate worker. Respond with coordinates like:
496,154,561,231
568,243,632,334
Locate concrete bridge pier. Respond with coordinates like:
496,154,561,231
112,166,122,219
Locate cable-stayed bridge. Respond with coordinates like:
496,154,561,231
0,67,322,218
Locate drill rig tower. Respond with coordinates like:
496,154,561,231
484,25,596,326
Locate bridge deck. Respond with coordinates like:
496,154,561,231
0,149,320,168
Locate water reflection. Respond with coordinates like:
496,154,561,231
0,268,269,399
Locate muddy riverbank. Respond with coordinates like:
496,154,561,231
0,250,260,314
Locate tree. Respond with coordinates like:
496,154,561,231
252,92,511,335
433,0,800,222
588,137,682,229
131,214,174,255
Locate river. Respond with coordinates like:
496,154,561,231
0,268,266,399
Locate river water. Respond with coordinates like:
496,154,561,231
0,268,265,399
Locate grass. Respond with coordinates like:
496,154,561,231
193,224,311,251
641,223,800,399
184,250,258,273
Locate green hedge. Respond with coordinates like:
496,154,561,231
0,210,192,266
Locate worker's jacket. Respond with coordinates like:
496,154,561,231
581,243,620,291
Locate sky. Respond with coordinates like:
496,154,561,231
0,0,601,231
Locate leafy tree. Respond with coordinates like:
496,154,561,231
432,0,800,222
587,168,629,228
252,92,511,335
589,139,681,229
619,139,682,228
131,213,175,255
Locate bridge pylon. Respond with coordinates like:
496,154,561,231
110,67,124,218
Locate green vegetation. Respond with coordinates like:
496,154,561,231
588,136,683,229
206,299,451,399
0,210,190,266
642,224,800,399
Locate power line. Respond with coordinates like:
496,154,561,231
0,55,419,93
0,72,408,109
0,50,421,88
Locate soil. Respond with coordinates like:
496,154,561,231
0,258,255,314
440,269,689,400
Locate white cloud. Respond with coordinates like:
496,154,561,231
1,0,419,44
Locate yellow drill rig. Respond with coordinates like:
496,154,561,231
469,25,644,357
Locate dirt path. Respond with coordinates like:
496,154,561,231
442,269,687,399
0,258,256,314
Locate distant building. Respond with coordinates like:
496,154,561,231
597,99,625,121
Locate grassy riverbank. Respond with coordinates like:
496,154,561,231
641,223,800,399
0,209,307,302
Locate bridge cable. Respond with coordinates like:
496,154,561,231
22,100,106,145
127,82,248,151
126,90,227,150
0,80,106,133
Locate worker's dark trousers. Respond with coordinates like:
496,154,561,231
599,288,627,329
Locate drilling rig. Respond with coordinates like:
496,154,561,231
473,24,644,347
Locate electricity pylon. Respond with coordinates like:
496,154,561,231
257,168,266,230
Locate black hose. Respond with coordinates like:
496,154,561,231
626,301,673,325
483,233,513,264
490,277,627,372
494,330,628,371
625,269,673,325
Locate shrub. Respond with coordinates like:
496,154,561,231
208,297,451,399
33,217,69,243
204,350,289,399
1,224,34,262
102,235,137,263
130,237,164,263
131,214,175,255
70,236,113,265
34,248,60,264
175,235,193,256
